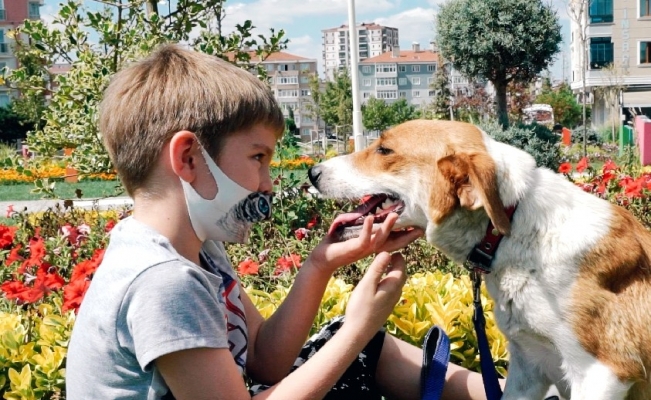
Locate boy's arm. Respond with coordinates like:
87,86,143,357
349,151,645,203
244,214,423,384
158,252,407,400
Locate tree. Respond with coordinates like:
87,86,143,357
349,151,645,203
362,96,391,133
390,98,417,125
567,0,589,154
594,62,628,141
452,82,494,123
0,107,33,144
6,0,287,189
535,82,582,128
429,64,452,120
321,68,353,129
436,0,562,128
507,80,534,123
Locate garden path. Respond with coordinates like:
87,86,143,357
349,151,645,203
0,196,133,215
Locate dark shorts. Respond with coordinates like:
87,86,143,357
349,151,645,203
249,316,386,400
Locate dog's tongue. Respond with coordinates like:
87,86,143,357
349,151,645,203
327,195,378,236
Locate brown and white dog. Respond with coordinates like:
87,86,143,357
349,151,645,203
308,119,651,400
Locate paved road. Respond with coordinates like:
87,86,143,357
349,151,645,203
0,196,133,216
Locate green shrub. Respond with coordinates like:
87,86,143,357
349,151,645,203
481,120,562,171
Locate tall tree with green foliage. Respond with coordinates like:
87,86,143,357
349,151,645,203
6,0,286,192
362,96,391,133
436,0,562,129
429,64,452,120
321,68,353,130
390,98,418,125
535,82,582,128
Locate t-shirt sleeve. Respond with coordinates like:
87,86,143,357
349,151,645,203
118,261,229,371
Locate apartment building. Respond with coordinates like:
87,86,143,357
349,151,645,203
570,0,651,127
258,51,323,141
358,42,440,107
0,0,44,107
322,22,399,81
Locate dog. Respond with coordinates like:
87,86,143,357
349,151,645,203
308,119,651,400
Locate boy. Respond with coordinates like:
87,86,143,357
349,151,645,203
66,44,490,400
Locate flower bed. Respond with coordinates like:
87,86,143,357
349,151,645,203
0,163,117,185
1,157,650,398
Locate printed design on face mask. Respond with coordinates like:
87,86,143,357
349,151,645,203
214,193,273,243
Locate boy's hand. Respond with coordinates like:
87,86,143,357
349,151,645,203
306,213,423,276
343,252,407,336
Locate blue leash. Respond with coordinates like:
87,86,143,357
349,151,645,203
472,270,504,400
420,325,450,400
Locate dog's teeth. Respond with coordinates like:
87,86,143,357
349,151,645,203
381,199,396,209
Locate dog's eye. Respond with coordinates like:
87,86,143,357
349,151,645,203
376,146,393,155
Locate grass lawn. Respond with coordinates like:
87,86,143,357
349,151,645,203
0,180,124,202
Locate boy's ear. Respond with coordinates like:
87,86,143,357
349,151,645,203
169,131,201,182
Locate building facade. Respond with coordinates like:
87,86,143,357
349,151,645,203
259,51,323,141
570,0,651,127
0,0,44,107
358,42,439,108
322,22,398,81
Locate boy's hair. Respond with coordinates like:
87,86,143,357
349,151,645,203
99,44,285,196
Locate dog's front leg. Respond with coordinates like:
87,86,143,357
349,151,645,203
569,362,631,400
501,343,551,400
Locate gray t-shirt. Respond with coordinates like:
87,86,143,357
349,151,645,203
66,217,246,399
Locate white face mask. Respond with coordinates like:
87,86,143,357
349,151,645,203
180,146,272,243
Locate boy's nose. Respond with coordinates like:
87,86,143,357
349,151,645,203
259,174,273,193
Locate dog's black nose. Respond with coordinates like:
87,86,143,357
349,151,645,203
308,166,322,187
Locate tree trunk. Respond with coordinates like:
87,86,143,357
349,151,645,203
494,81,509,129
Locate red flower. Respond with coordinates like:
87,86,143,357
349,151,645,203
105,219,117,233
1,280,28,301
576,157,589,173
558,163,572,174
237,259,260,276
70,248,105,282
274,254,302,276
306,216,318,229
596,183,607,195
294,227,308,241
603,159,619,173
0,225,17,249
62,278,91,313
624,178,644,199
6,244,24,266
618,176,634,188
5,205,15,218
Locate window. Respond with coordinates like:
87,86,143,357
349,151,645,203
280,102,298,110
301,89,311,96
399,91,407,98
362,66,371,73
267,76,274,84
427,64,437,72
300,63,310,70
300,76,309,83
363,92,371,99
398,78,407,85
641,41,651,64
278,64,296,71
266,64,275,72
301,128,311,136
376,77,396,86
376,91,397,99
363,78,371,86
589,0,613,23
412,65,421,72
399,65,407,72
411,77,421,85
642,0,651,17
0,29,6,54
277,76,298,84
278,90,298,98
428,77,434,85
28,2,40,19
589,37,614,69
375,63,396,73
0,93,10,108
412,90,421,98
0,0,5,20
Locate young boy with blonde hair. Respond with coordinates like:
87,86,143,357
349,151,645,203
66,44,490,400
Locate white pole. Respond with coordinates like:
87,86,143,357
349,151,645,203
347,0,365,152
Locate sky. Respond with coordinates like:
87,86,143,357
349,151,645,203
41,0,572,80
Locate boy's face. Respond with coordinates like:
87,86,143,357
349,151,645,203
215,124,277,193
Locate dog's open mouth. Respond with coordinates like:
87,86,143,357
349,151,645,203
329,194,405,240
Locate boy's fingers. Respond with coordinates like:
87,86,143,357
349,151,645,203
378,228,424,252
355,215,375,246
370,213,399,248
359,252,392,288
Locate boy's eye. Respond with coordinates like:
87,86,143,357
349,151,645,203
254,154,265,161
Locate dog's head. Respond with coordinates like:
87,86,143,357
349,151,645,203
309,120,524,242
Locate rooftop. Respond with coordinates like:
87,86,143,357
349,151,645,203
322,22,397,32
226,50,315,63
360,50,439,64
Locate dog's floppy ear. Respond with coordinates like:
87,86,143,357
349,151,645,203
437,152,511,235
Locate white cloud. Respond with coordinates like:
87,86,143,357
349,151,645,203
373,7,436,50
286,34,320,62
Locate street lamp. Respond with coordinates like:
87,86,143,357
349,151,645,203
346,0,365,152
